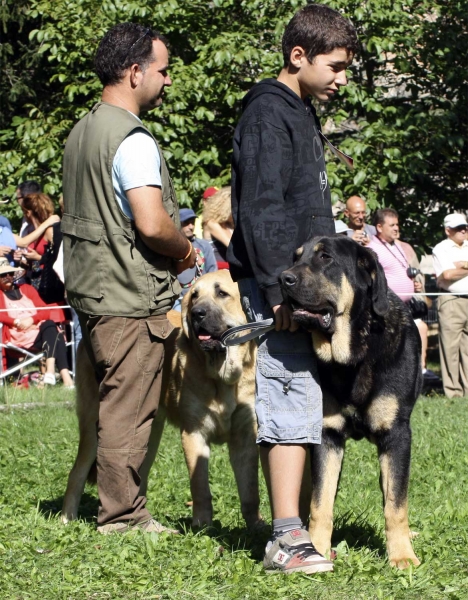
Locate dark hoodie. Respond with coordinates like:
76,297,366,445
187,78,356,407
227,79,334,307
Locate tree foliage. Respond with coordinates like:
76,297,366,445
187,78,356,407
0,0,466,248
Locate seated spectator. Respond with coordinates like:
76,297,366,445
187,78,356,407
368,208,433,384
202,186,233,267
0,258,74,388
13,193,56,290
432,213,468,398
0,216,17,263
173,208,217,312
344,195,376,246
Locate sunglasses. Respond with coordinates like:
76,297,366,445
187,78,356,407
450,225,467,231
0,272,15,280
122,28,151,66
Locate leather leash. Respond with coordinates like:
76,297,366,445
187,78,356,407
220,318,275,346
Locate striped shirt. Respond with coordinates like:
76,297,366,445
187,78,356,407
368,237,415,302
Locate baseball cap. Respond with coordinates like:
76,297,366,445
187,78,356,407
444,213,468,229
202,186,219,200
179,208,197,223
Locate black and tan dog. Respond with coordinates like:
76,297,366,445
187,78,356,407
279,235,422,569
62,270,261,529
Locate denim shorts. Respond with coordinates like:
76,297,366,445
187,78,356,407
237,278,322,445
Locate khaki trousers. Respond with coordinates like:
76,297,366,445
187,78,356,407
438,296,468,398
78,313,172,526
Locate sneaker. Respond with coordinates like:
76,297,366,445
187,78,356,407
97,518,179,535
43,373,56,386
263,529,333,575
423,369,442,387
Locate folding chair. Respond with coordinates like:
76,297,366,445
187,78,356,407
0,323,45,385
0,304,75,385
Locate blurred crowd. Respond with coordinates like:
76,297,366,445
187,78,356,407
3,181,467,398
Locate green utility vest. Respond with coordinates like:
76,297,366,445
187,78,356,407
62,102,181,317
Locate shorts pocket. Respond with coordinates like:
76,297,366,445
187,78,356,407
256,349,323,443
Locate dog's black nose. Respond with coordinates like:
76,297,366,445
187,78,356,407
281,272,297,287
191,306,207,322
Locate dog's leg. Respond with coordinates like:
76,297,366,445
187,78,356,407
181,429,213,527
140,407,166,497
228,405,262,529
377,425,420,569
308,431,345,557
62,344,99,523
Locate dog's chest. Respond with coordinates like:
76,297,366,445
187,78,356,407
200,386,239,443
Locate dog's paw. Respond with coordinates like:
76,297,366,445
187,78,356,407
389,555,421,569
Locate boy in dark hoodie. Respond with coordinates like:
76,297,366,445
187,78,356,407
227,4,358,575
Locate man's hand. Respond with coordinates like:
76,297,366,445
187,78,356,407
0,246,12,257
351,230,370,246
272,304,299,332
454,261,468,270
175,247,197,274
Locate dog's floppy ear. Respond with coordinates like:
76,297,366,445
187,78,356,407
181,287,193,339
358,246,390,316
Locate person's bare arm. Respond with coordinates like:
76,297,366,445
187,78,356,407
204,220,233,247
126,186,196,272
14,215,60,247
437,263,468,287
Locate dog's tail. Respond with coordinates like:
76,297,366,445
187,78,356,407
87,460,97,485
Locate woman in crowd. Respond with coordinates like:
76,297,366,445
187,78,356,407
0,258,74,387
13,193,56,289
202,186,234,267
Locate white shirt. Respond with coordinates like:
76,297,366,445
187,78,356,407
432,238,468,293
112,113,161,219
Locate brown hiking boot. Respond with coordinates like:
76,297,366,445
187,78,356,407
97,518,179,535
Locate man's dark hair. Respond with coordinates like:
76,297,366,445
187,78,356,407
94,23,168,87
17,180,41,198
373,208,399,227
282,4,358,67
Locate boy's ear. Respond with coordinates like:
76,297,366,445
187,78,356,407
289,46,307,68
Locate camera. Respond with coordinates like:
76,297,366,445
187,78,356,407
406,267,421,279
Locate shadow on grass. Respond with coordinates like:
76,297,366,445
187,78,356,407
332,511,386,555
175,517,271,562
39,492,99,524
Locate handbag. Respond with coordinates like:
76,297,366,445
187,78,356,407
408,296,428,319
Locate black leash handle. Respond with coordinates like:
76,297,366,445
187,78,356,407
220,318,275,346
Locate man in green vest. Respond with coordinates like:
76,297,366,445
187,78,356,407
62,23,196,534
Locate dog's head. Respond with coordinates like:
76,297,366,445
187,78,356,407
280,235,389,340
181,270,246,352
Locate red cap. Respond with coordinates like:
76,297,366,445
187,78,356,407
202,186,219,200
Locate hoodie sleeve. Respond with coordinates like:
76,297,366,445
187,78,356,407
236,120,293,307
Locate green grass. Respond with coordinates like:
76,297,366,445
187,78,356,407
1,390,467,599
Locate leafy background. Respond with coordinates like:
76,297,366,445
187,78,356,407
0,0,466,251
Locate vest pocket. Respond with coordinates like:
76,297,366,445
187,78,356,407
62,215,104,299
147,268,179,309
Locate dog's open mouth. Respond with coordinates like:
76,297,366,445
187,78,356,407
196,327,225,352
290,303,334,332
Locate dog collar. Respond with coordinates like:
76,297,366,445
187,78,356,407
221,319,275,346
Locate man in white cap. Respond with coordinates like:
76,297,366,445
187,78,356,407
432,213,468,398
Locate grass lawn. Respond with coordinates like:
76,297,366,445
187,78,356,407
1,387,467,599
